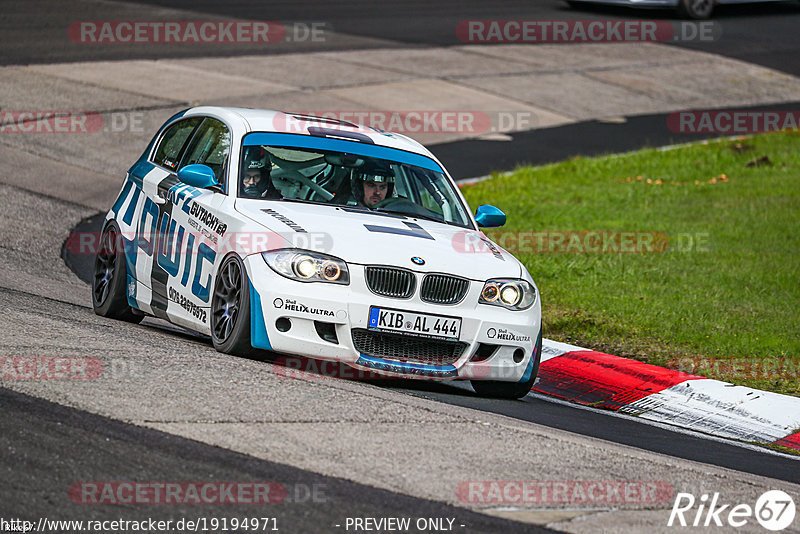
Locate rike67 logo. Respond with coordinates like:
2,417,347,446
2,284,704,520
668,490,796,531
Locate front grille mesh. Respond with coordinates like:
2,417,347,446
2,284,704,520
352,329,467,366
365,266,415,298
420,274,470,304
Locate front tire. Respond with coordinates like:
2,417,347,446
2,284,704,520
677,0,714,19
471,331,542,400
210,254,253,356
92,222,143,323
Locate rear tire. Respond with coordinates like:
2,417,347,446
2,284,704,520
471,330,542,400
210,254,254,356
92,222,143,323
677,0,714,19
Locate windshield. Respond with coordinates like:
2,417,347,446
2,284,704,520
239,132,473,228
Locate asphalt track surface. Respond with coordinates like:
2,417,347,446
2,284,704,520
129,0,800,76
4,0,800,76
389,382,800,485
0,388,555,533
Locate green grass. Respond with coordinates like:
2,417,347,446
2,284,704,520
460,131,800,396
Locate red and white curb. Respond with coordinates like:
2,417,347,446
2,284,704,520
536,339,800,452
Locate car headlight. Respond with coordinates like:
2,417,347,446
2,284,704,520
262,249,349,285
479,279,535,310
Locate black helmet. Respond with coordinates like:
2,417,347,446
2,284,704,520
241,147,271,197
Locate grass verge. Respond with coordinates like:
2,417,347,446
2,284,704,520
460,131,800,396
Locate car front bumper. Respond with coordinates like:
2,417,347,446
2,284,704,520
245,255,541,382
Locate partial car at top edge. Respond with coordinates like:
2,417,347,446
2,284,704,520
566,0,797,19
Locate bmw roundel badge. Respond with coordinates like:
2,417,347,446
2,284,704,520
411,257,425,265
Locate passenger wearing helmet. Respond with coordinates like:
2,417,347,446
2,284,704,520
351,170,394,208
240,147,279,199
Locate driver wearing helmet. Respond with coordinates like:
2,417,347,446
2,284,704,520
351,170,394,208
240,147,279,199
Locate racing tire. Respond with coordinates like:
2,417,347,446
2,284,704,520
677,0,714,19
92,221,143,323
471,330,542,400
210,254,254,356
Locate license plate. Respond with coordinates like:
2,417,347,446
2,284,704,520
368,307,462,341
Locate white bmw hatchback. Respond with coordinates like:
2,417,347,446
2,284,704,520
92,106,542,398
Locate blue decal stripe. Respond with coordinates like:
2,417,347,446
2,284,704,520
110,179,134,218
138,197,159,256
121,185,141,226
364,224,435,240
180,233,195,287
148,173,178,314
249,281,272,350
519,327,543,383
127,160,155,187
125,276,138,310
156,216,184,277
243,132,443,173
121,235,137,274
191,243,214,303
356,354,457,378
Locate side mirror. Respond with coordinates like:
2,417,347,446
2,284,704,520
474,205,506,228
177,164,221,190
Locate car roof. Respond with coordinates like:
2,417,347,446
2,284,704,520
184,106,437,160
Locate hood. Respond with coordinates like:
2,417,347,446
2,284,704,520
235,199,521,280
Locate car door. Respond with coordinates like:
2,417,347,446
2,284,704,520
124,116,202,319
158,117,232,333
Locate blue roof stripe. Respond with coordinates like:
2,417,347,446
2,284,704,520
243,132,443,173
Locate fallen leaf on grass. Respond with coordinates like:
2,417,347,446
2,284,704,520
730,141,754,154
745,155,772,168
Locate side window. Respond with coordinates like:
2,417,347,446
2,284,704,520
152,117,202,171
180,118,231,183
